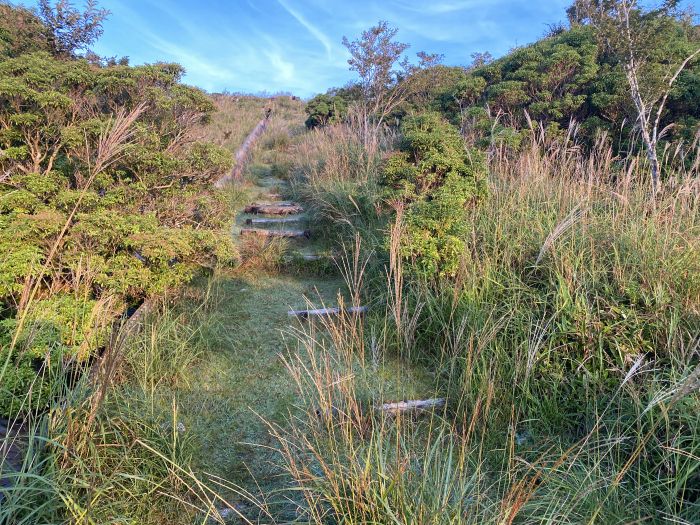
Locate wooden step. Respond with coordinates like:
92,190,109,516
249,200,296,207
317,398,445,422
240,227,310,239
376,398,445,415
245,217,301,225
298,254,337,262
244,204,303,215
288,306,368,319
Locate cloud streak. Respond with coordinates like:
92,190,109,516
21,0,579,96
276,0,334,58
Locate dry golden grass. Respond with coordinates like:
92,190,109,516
199,94,305,154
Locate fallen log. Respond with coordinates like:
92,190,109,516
214,108,272,188
288,306,368,318
240,227,310,239
376,398,445,415
245,217,300,225
244,204,303,215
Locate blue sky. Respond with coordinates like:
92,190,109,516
26,1,580,96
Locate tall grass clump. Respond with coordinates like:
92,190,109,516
0,290,250,524
273,127,700,523
289,123,393,247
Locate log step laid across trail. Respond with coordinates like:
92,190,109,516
288,306,368,318
297,253,338,262
244,203,303,215
241,227,310,239
316,398,446,422
376,398,446,415
249,200,297,207
245,217,301,225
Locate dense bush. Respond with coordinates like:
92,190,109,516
0,3,52,58
0,22,237,414
432,22,699,156
304,92,348,128
381,112,486,278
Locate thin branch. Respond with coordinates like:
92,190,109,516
652,46,700,143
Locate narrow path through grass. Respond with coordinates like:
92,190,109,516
180,273,344,519
174,108,436,523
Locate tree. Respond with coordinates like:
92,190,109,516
38,0,109,57
570,0,700,193
342,21,411,150
469,51,494,69
0,3,51,58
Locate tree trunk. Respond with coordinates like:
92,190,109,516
646,142,661,195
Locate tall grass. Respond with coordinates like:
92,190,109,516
273,125,700,523
286,124,394,262
0,289,260,524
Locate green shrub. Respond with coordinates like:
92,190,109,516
0,46,238,416
304,92,349,128
381,112,487,278
0,293,112,415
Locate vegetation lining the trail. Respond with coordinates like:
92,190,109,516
308,3,700,168
284,6,700,523
0,4,237,414
382,112,487,278
284,119,700,525
1,0,700,524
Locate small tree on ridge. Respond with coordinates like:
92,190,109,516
342,21,410,151
570,0,700,194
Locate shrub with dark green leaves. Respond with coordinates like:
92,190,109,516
304,92,348,128
381,112,486,278
431,21,699,155
0,23,237,415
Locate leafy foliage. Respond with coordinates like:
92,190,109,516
0,8,237,415
382,112,486,278
432,18,699,155
38,0,109,56
0,2,52,58
304,92,348,128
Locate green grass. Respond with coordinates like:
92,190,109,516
180,275,346,483
272,121,700,524
4,84,699,525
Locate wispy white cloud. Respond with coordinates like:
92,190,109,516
392,0,481,14
265,51,296,83
275,0,334,58
36,0,578,96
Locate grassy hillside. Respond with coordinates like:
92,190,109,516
1,1,699,524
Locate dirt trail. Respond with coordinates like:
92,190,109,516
178,128,348,519
184,108,433,522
